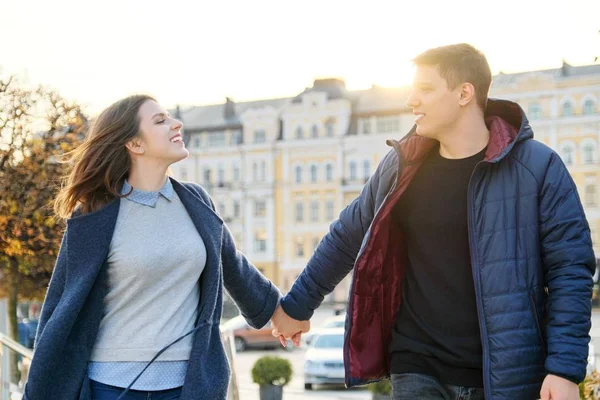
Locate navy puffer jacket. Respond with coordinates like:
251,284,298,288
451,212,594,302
282,99,595,400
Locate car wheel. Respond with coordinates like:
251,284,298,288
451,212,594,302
304,383,313,390
234,337,246,352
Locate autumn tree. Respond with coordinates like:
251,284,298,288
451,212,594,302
0,74,86,383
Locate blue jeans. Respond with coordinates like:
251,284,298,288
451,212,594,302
391,373,485,400
90,380,182,400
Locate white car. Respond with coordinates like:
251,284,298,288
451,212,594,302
304,328,345,390
303,314,346,347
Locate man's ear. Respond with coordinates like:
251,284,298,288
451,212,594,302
459,82,476,107
125,139,145,155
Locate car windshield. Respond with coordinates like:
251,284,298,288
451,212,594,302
313,334,344,349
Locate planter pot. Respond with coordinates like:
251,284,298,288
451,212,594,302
372,394,391,400
259,384,283,400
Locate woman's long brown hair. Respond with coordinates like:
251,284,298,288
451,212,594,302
54,94,156,219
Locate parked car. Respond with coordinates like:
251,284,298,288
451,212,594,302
220,315,283,352
303,314,346,347
304,328,345,390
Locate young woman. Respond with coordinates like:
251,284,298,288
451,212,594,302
24,95,283,400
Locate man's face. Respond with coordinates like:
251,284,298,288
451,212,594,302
405,65,463,139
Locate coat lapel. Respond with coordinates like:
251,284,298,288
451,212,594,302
172,180,224,321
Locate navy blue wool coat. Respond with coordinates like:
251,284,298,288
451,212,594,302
25,180,281,400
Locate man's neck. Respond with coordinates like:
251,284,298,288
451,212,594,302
438,112,490,159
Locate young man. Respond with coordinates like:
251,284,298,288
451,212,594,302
271,43,595,400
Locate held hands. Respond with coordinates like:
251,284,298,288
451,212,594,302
271,305,310,348
540,374,579,400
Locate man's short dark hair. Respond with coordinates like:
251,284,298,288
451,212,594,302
413,43,492,110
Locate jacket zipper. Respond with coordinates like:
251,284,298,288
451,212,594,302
529,293,547,355
467,162,492,399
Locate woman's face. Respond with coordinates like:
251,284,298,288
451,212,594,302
132,100,188,165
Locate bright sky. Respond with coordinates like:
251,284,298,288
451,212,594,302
1,0,599,115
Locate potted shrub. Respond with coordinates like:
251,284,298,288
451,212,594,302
368,379,392,400
251,355,292,400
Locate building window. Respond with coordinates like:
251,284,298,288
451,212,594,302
252,162,258,181
561,144,575,166
585,185,597,207
181,166,188,180
296,202,304,222
326,200,335,220
528,103,542,120
363,160,371,180
203,168,212,183
562,101,573,117
376,116,400,133
311,125,319,138
296,241,304,257
310,165,318,183
208,131,226,147
310,201,319,222
254,129,266,143
325,164,333,181
326,121,335,137
230,130,242,145
254,233,267,252
233,164,240,181
584,99,596,116
583,142,596,165
295,165,302,183
349,161,357,181
296,126,304,139
193,136,201,148
255,200,266,217
261,161,267,181
362,118,371,134
233,201,240,218
218,164,225,184
218,201,226,216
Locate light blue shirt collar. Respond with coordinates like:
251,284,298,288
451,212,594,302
121,178,174,208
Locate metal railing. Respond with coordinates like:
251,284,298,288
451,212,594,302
0,332,32,400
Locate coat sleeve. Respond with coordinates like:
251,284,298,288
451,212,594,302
34,230,68,349
280,157,391,321
539,152,595,383
186,182,281,329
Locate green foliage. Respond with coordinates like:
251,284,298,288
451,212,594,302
251,356,293,386
368,379,392,395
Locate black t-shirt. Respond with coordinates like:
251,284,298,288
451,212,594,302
389,145,487,388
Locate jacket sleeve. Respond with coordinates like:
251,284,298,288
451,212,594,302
539,152,595,383
280,157,390,321
34,230,68,349
186,182,281,329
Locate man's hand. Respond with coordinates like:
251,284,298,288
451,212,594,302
540,374,579,400
271,304,310,348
